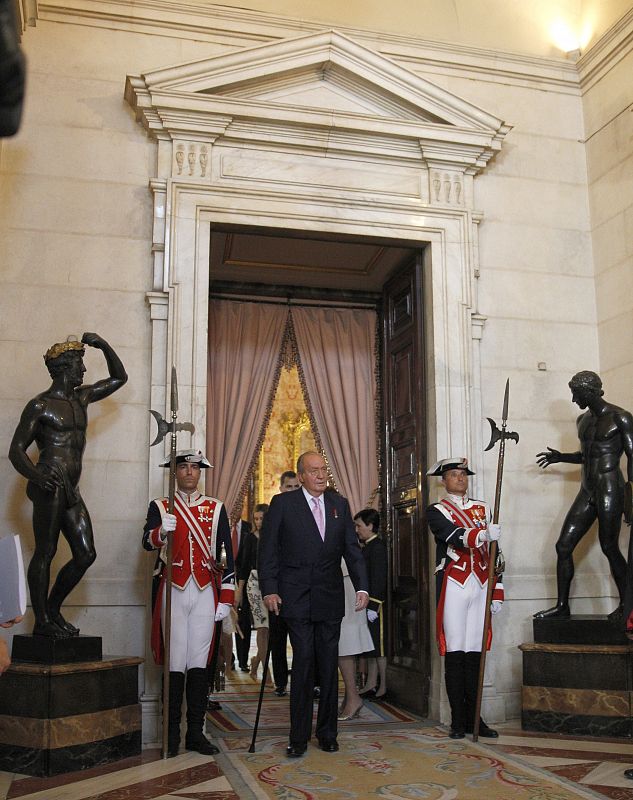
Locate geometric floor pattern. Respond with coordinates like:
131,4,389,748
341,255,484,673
2,659,633,800
3,724,633,799
485,728,633,800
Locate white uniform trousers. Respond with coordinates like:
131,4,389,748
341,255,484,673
161,579,216,672
443,574,487,653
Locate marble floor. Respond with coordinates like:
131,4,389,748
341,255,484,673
485,727,633,799
2,665,633,799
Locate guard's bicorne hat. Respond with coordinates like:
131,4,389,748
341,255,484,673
159,449,213,468
427,457,475,476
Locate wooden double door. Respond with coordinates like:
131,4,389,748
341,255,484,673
381,253,430,716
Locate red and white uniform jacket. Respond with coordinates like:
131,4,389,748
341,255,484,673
142,489,234,664
427,493,504,655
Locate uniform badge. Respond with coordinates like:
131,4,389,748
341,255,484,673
198,505,212,523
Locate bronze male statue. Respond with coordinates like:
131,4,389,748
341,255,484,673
535,371,633,619
9,333,127,638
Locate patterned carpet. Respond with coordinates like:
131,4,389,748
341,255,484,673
3,663,633,799
3,724,633,799
220,727,617,800
207,694,417,733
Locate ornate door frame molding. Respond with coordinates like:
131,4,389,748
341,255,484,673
127,28,510,739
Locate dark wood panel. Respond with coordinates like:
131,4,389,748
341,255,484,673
382,251,429,713
392,347,413,420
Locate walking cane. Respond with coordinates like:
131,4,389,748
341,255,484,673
248,634,274,752
472,379,518,743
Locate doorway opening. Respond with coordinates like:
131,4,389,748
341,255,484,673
207,223,430,715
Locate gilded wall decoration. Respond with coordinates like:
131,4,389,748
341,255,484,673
253,365,316,506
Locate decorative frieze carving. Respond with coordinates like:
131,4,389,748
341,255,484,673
173,142,211,180
430,170,464,206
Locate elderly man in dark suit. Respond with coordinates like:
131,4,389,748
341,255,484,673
259,451,368,758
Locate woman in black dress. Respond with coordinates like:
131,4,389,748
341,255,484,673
234,503,270,681
354,509,388,699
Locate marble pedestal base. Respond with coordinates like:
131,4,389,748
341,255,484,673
519,616,632,738
0,656,143,776
12,634,103,664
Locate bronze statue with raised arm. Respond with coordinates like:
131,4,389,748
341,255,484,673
9,333,127,638
535,371,633,619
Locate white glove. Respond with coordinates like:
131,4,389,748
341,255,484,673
484,523,501,542
214,603,231,622
490,600,503,615
160,512,177,540
367,609,378,623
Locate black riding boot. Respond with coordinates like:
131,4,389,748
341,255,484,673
464,651,498,738
185,667,219,755
444,651,466,739
167,671,185,757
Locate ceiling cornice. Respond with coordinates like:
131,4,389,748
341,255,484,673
39,0,582,94
577,6,633,93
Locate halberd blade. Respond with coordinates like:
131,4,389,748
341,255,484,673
502,378,510,422
149,409,170,446
170,366,178,414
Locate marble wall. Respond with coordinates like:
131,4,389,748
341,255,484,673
0,1,631,738
583,35,633,411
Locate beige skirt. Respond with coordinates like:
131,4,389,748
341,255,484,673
246,570,269,629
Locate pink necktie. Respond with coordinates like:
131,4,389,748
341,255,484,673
311,497,325,540
231,523,238,559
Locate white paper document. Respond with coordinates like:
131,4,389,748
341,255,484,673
0,535,27,624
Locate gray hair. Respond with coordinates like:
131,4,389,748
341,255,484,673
296,451,321,474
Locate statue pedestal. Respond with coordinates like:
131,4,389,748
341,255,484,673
0,656,143,776
519,615,632,738
12,633,103,664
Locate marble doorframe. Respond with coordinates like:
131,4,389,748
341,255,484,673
128,29,509,742
140,186,488,740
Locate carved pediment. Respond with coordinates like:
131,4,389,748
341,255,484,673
126,29,510,172
200,61,447,124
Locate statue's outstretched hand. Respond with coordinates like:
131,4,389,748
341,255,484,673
81,332,104,349
536,447,561,468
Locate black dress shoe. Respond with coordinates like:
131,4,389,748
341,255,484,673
286,743,307,758
359,687,376,699
207,699,222,711
318,739,339,752
465,718,498,738
624,768,633,779
185,734,219,755
473,722,498,738
449,729,465,740
274,686,287,697
239,665,250,672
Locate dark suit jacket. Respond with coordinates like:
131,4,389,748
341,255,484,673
258,488,368,622
234,519,252,579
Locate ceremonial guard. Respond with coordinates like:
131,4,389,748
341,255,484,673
426,457,504,739
143,450,234,757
